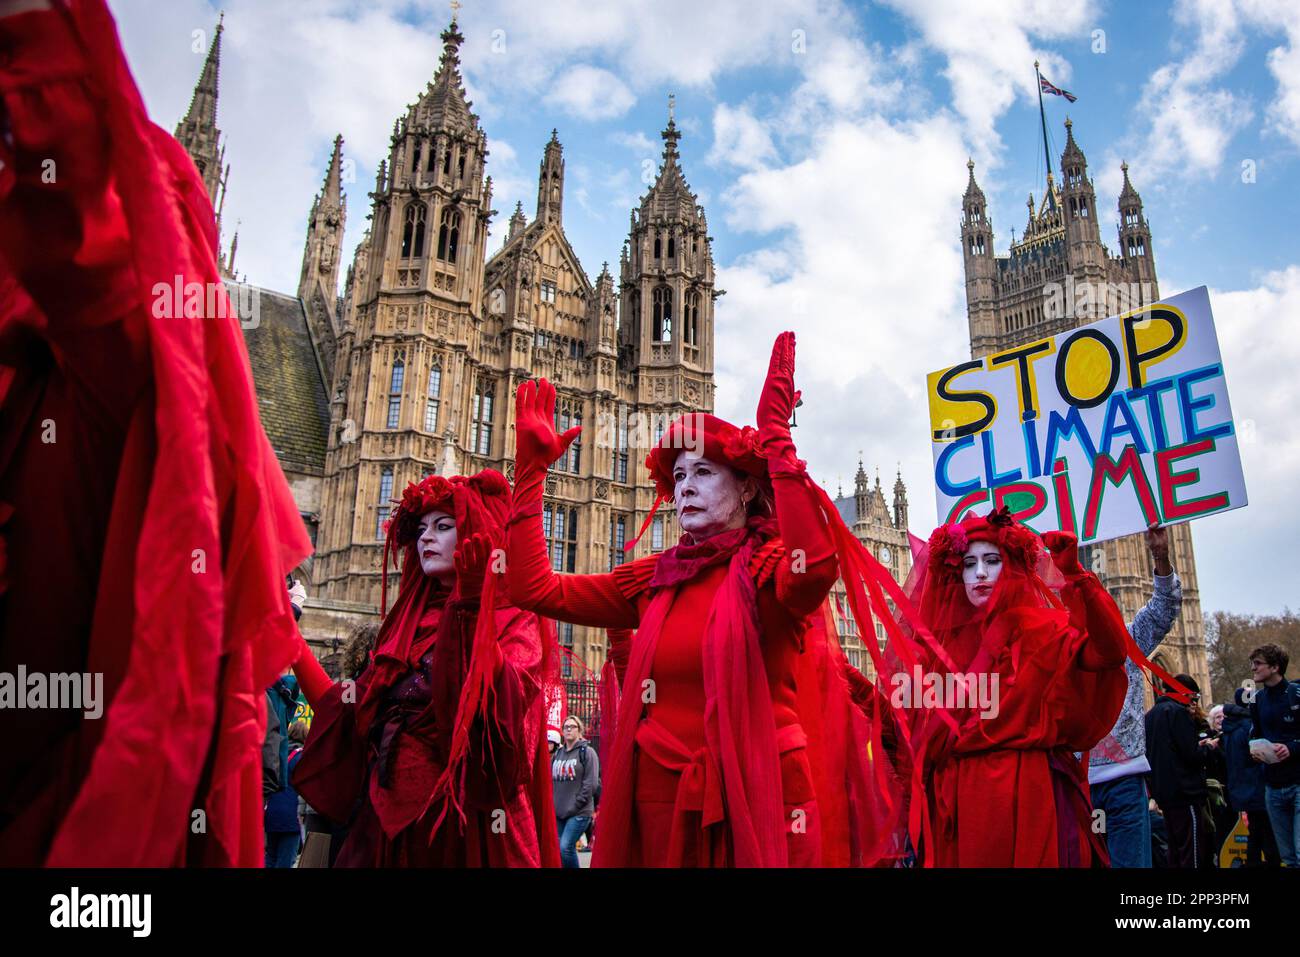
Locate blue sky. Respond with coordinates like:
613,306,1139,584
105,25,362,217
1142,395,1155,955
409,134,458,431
110,0,1299,616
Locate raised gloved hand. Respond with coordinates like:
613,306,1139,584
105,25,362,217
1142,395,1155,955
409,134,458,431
452,532,495,602
1041,530,1086,579
514,378,581,474
755,331,804,474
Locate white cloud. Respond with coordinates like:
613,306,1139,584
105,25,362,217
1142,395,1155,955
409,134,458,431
713,114,970,537
544,65,635,121
709,103,778,169
879,0,1095,160
1195,266,1300,612
610,130,657,154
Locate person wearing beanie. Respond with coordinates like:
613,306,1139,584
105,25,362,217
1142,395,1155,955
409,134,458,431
1221,687,1280,866
1145,674,1213,867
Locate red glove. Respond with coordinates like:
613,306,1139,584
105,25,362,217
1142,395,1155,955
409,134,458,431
452,532,494,602
755,331,804,474
514,378,581,474
1041,530,1086,578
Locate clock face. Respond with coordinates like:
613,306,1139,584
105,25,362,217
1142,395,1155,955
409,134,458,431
878,546,891,564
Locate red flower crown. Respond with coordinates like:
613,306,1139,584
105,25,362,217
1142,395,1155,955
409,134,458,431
928,505,1042,578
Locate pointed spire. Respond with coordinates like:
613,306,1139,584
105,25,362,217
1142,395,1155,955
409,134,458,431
1061,116,1084,163
507,200,527,242
1119,160,1141,204
418,18,474,131
662,92,682,161
178,15,223,137
320,134,344,207
175,16,226,212
536,130,565,225
963,157,986,202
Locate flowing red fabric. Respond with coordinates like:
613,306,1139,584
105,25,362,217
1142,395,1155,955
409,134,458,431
294,469,558,866
904,512,1129,866
0,1,310,865
592,530,788,867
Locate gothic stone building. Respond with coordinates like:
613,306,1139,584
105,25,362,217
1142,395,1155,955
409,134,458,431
176,18,721,674
960,120,1210,698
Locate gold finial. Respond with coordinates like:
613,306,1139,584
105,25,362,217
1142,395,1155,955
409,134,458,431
450,0,461,22
668,92,676,123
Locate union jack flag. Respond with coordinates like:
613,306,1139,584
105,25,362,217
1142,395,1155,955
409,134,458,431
1039,75,1077,102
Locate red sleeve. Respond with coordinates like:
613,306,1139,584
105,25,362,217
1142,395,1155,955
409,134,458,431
606,627,634,688
770,470,839,618
1068,573,1129,671
293,636,333,709
505,460,641,629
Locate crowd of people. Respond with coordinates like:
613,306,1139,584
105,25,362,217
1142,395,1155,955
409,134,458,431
3,0,1296,870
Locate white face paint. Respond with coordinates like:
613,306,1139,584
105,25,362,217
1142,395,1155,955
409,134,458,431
416,509,457,580
962,540,1003,608
671,451,752,541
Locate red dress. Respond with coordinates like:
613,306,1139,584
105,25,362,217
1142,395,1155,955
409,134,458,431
922,573,1129,866
506,459,840,867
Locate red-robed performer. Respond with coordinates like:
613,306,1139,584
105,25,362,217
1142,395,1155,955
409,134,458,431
291,471,561,867
908,508,1128,867
0,0,310,865
506,333,905,867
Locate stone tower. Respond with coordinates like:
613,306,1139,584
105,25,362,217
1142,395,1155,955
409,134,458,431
174,15,229,261
619,100,716,414
301,23,717,674
958,120,1209,699
313,18,492,609
298,135,346,385
830,459,913,675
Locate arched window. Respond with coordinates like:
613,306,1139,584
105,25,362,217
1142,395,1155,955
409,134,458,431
411,141,422,174
652,286,672,342
437,207,461,263
386,358,404,428
376,467,394,539
424,357,442,432
401,203,426,258
653,235,661,259
471,380,494,455
667,236,675,259
458,151,466,179
555,401,582,473
685,291,700,347
442,145,452,175
426,141,437,172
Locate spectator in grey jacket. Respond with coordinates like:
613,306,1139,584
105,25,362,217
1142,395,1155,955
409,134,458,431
552,715,599,869
1088,522,1182,868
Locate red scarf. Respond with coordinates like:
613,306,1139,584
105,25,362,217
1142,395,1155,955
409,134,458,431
593,524,787,867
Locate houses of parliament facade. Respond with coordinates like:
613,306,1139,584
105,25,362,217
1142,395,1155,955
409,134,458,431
175,16,1204,693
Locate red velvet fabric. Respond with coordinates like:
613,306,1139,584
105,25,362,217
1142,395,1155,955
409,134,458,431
0,1,311,866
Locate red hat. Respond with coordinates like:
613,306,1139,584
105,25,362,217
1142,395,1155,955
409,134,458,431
926,505,1041,579
380,469,511,612
644,413,770,500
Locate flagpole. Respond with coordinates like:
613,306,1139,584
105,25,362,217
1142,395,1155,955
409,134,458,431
1034,60,1052,183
